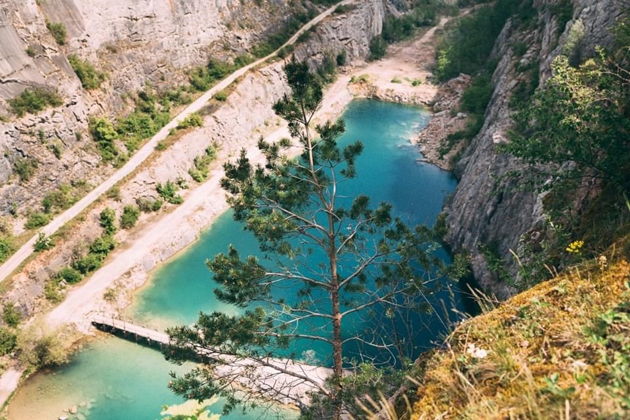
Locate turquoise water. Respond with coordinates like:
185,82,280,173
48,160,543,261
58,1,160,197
9,100,461,420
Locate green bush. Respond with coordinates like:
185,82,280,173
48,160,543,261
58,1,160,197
177,113,203,129
156,181,184,205
25,212,51,230
188,145,218,182
68,55,106,89
9,88,63,117
72,253,104,275
42,184,79,214
368,36,387,60
137,197,163,213
34,233,54,252
0,237,14,263
57,267,83,284
213,91,228,102
46,21,67,45
13,157,38,182
2,303,21,327
0,327,17,356
120,205,140,229
435,0,523,81
460,73,493,115
99,208,117,234
89,235,116,256
89,117,120,162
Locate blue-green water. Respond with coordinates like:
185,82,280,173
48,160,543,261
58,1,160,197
9,100,461,420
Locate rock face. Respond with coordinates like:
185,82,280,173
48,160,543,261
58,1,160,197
444,0,625,299
0,0,294,220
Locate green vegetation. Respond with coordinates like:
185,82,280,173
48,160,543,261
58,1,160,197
89,117,119,163
9,87,63,117
188,145,218,182
68,55,106,89
189,59,237,92
46,21,67,45
250,8,318,58
25,212,51,230
120,205,140,229
502,19,630,284
0,327,17,356
99,208,117,235
18,329,68,368
156,181,183,205
213,90,228,102
2,303,21,328
72,253,103,275
13,157,38,182
0,236,14,263
56,267,83,284
435,0,534,81
176,113,203,130
42,182,88,214
137,197,163,213
33,233,54,252
90,89,172,164
413,255,630,419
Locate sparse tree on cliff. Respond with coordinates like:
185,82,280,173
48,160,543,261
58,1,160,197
165,60,443,418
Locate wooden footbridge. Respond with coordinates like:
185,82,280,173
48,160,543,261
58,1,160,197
90,315,333,407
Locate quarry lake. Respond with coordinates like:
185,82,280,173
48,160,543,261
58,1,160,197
9,100,466,420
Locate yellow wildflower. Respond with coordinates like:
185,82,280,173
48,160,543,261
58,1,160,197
566,240,584,254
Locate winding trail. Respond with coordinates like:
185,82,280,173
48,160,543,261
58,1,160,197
0,0,355,285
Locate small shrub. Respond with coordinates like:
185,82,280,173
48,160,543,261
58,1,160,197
18,331,68,368
368,36,387,60
137,197,163,213
72,254,103,275
25,46,36,57
89,235,116,256
42,184,79,214
106,186,121,201
9,88,63,117
120,205,140,229
68,55,106,89
177,113,203,129
89,117,119,162
46,21,67,45
411,79,423,86
56,267,83,284
336,50,347,66
99,208,117,235
0,327,17,356
34,233,54,252
2,303,21,327
13,158,38,182
44,281,64,303
156,181,183,205
390,77,402,84
213,91,228,102
0,237,13,263
25,212,50,230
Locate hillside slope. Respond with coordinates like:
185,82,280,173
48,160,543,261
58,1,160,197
413,249,629,418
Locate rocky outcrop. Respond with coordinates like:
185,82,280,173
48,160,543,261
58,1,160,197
444,0,625,299
0,0,296,222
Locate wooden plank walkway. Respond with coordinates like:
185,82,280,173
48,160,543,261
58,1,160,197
90,315,333,407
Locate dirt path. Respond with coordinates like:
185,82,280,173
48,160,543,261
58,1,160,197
0,0,356,286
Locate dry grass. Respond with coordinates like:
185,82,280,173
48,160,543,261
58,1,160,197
412,245,629,419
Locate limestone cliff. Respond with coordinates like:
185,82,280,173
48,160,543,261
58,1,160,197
444,0,625,299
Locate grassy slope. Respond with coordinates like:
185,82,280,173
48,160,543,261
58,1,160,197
412,245,629,419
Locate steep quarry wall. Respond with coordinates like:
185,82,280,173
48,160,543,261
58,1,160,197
0,0,294,220
445,0,625,299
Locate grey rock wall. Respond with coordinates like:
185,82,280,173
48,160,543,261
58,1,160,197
444,0,625,299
